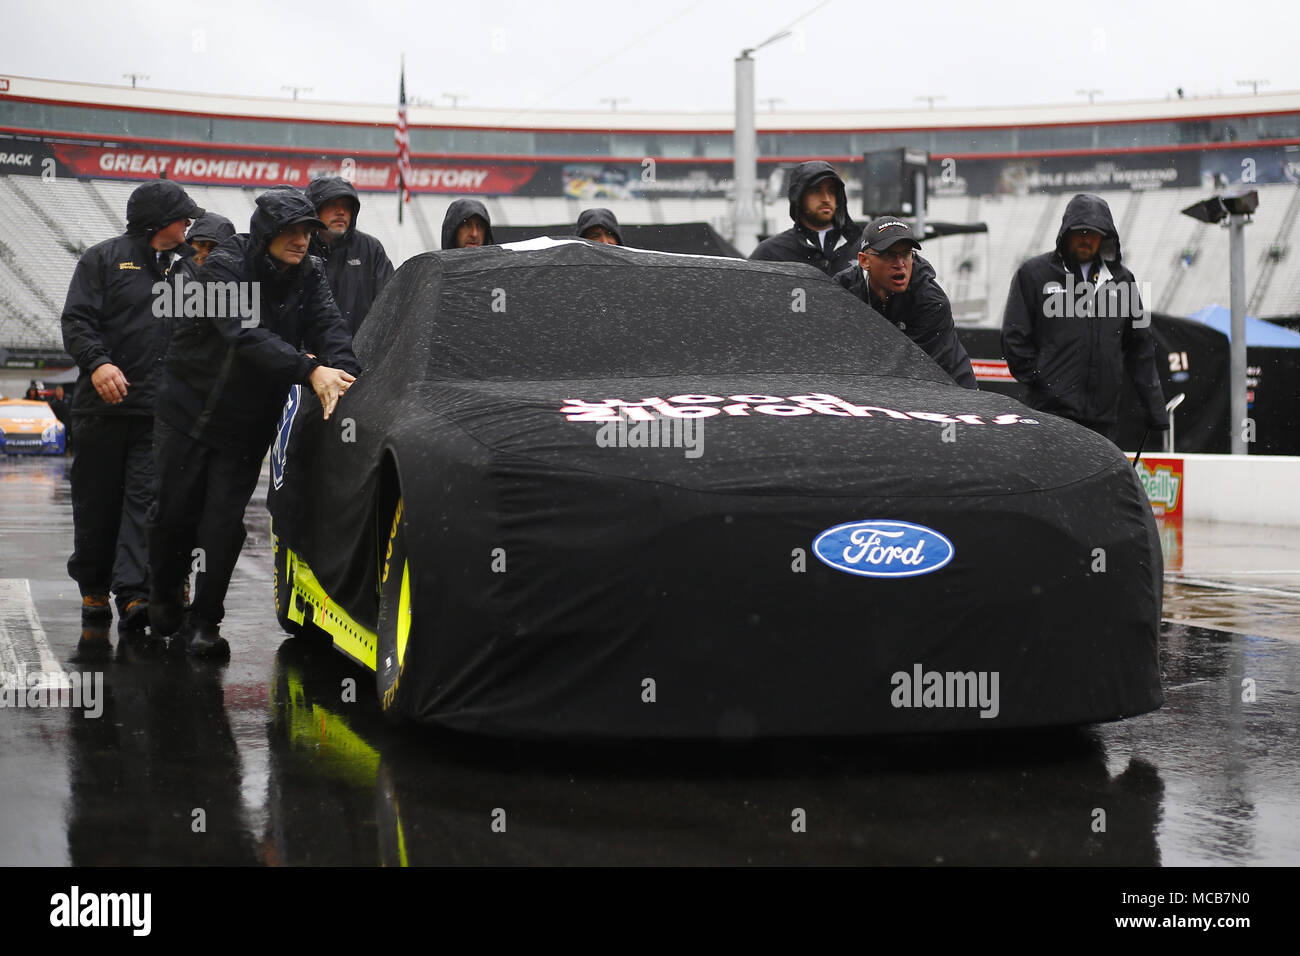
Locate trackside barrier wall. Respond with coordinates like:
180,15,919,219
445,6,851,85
1127,452,1300,527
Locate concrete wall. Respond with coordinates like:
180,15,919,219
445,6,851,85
1138,452,1300,527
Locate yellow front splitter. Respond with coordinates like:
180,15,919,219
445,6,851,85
284,548,379,673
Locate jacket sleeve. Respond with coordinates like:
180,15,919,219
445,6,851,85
302,268,362,377
60,248,113,374
1120,280,1169,429
373,240,395,293
201,257,319,385
911,281,977,389
1000,266,1039,386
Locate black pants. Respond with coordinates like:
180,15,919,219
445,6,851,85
67,414,155,611
148,420,264,628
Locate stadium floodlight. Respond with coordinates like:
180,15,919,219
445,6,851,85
1181,189,1260,454
1180,196,1229,224
1222,189,1259,215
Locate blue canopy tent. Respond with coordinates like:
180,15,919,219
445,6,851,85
1188,305,1300,348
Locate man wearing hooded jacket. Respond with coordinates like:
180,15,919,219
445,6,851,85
187,211,235,268
441,198,495,249
306,176,394,336
148,186,360,658
749,161,862,276
1002,193,1168,442
575,208,623,245
61,180,203,640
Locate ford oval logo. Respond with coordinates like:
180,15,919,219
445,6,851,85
813,520,954,578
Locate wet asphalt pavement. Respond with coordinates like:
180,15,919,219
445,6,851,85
1,454,1297,867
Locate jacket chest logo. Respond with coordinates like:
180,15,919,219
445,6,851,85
118,262,141,270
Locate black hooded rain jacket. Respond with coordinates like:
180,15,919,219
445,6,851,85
1001,194,1167,430
156,186,360,455
440,198,495,249
305,176,395,336
61,180,203,417
749,161,862,276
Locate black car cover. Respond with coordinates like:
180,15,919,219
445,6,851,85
270,238,1163,738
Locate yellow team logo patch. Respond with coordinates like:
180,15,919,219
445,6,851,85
118,262,141,270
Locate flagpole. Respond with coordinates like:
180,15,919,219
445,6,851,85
397,54,405,226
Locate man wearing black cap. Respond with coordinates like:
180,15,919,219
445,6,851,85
1001,194,1167,441
834,217,976,389
305,176,394,336
441,199,494,249
148,186,360,659
60,179,204,647
186,211,235,268
576,208,623,246
749,161,862,276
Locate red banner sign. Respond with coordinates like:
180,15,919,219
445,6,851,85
49,143,539,195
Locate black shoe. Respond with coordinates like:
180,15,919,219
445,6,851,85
74,625,113,662
81,594,112,626
186,622,229,661
148,586,184,636
119,597,149,632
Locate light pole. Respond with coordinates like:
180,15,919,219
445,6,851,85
1181,190,1259,454
733,30,790,255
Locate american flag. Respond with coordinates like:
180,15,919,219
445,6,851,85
396,58,412,218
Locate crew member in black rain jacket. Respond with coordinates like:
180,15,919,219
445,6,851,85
186,211,235,268
60,179,203,644
148,186,361,659
575,207,623,245
305,175,394,336
441,198,495,249
1001,193,1168,441
749,161,862,276
834,216,976,389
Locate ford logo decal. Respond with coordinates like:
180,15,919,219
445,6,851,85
813,520,954,578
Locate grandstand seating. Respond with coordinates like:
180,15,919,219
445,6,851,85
2,177,1297,352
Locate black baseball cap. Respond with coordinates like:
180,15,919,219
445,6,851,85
861,216,921,252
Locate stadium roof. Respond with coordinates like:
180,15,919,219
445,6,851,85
5,74,1300,133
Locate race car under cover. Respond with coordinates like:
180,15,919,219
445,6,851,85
0,399,66,455
269,237,1163,738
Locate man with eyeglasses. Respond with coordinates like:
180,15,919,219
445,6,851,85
1001,194,1167,442
834,216,976,388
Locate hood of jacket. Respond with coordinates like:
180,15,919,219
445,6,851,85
249,186,325,260
575,207,623,244
1055,193,1122,264
125,180,204,237
786,161,851,231
306,175,362,240
187,210,236,245
441,198,495,249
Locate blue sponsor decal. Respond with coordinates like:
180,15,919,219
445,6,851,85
270,384,302,491
813,520,954,578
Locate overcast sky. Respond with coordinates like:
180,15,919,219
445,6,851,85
5,0,1299,114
